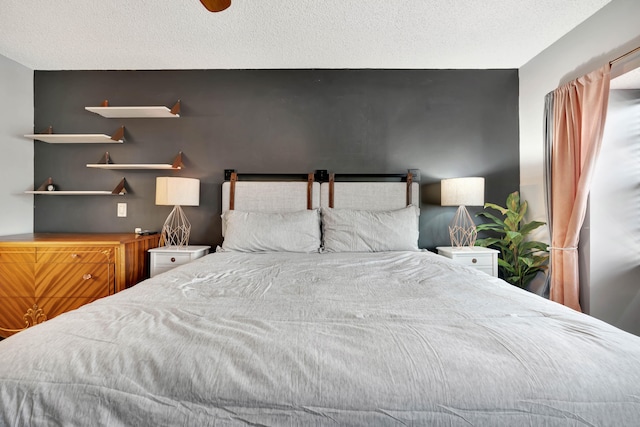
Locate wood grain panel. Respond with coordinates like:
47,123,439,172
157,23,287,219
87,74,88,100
0,263,35,297
37,297,103,321
123,234,160,288
0,248,36,263
37,247,114,264
0,297,35,338
36,263,114,298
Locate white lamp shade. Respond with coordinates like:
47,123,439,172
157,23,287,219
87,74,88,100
441,177,485,207
156,177,200,206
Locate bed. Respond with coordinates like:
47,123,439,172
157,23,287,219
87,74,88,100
1,172,640,426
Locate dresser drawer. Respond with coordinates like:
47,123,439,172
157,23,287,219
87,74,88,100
37,247,115,264
38,296,104,321
0,248,36,263
36,263,115,298
0,297,37,333
0,263,35,298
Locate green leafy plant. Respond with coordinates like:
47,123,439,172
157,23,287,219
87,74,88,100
475,191,549,289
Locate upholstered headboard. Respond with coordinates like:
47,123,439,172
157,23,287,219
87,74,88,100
222,170,419,212
221,181,321,213
320,182,419,210
220,170,421,249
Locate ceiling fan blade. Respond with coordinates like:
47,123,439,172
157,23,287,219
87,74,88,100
200,0,231,12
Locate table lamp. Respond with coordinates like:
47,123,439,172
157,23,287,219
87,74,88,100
441,177,485,247
156,177,200,247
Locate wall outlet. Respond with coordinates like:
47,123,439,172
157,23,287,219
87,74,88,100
117,203,127,217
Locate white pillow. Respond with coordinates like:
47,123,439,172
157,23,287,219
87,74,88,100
221,209,321,253
321,205,419,252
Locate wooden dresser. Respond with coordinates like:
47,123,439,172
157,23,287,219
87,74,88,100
0,233,160,338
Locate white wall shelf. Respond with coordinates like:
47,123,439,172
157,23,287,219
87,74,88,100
25,178,127,196
85,100,181,118
86,151,184,170
24,126,124,144
26,190,124,195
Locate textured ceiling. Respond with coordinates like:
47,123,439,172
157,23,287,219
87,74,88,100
0,0,612,70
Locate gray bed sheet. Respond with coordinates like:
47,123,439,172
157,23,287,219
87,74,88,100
1,251,639,426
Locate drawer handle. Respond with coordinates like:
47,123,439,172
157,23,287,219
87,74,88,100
472,258,477,264
171,257,176,263
71,253,79,259
82,273,92,280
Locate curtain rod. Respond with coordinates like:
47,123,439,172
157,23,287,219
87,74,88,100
610,46,640,65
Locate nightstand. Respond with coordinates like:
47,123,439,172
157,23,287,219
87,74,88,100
148,245,211,277
436,246,499,277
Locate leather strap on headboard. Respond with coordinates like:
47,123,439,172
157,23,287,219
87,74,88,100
307,173,314,210
406,172,413,206
229,172,238,210
328,173,335,208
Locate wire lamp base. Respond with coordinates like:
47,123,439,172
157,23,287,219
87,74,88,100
160,205,191,247
448,205,478,247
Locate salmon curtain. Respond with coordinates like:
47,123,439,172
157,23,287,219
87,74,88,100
549,64,611,311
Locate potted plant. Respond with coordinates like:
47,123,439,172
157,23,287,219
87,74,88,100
475,191,549,289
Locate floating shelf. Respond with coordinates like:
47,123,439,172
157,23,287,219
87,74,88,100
85,100,181,118
86,152,184,170
24,126,124,144
25,178,127,196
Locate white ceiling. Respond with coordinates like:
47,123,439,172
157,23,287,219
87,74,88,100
0,0,612,71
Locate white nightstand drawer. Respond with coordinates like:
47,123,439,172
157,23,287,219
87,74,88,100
450,254,493,267
148,245,211,277
154,252,193,267
436,246,499,277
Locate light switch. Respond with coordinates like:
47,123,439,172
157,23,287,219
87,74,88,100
117,203,127,217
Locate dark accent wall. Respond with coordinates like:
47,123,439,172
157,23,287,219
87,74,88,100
33,69,519,249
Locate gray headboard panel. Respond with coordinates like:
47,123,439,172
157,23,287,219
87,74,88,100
320,182,419,211
221,181,321,214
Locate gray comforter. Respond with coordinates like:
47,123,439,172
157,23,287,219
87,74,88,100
1,251,639,426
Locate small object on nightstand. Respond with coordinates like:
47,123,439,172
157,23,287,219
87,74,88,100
436,246,499,277
135,229,158,236
148,245,211,277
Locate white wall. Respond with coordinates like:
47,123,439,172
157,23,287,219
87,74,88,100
519,0,640,303
590,90,640,334
0,54,33,235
